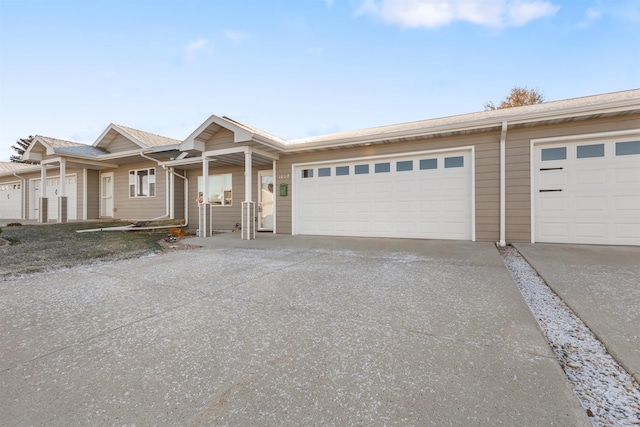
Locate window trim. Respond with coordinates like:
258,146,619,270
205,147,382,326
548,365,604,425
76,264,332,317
129,168,156,198
197,173,233,206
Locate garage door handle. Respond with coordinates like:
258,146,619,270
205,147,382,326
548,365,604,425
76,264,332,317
539,189,563,192
540,167,563,171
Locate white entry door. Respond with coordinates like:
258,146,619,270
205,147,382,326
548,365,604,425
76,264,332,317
258,171,274,231
293,150,473,240
101,172,114,217
534,139,640,245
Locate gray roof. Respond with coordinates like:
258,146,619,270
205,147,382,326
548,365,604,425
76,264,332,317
221,116,287,144
37,135,86,148
287,88,640,145
0,161,39,177
112,124,182,148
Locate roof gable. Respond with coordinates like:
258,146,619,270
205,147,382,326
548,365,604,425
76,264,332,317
94,123,181,152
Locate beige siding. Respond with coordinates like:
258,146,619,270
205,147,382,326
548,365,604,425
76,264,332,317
86,169,100,219
104,134,140,153
172,168,185,222
110,161,168,220
204,129,237,151
504,113,640,243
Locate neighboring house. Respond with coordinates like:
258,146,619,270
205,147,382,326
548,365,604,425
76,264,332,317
1,89,639,246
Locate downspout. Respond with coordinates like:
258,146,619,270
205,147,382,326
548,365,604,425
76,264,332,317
140,152,169,220
13,172,27,220
498,121,508,247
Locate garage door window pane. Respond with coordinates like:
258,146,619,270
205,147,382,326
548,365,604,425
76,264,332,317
318,167,331,177
616,141,640,156
302,169,313,178
375,162,390,173
419,159,437,170
577,144,604,159
355,164,369,175
445,156,464,168
336,166,349,176
541,147,566,161
396,160,413,171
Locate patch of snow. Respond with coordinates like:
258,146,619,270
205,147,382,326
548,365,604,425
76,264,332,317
499,245,640,426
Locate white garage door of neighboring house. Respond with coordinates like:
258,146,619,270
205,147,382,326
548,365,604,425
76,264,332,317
30,175,78,221
0,181,22,219
293,149,474,240
534,138,640,245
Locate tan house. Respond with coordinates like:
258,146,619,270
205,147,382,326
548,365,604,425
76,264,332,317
2,88,639,246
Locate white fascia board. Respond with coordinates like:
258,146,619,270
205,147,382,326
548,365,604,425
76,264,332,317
161,156,204,167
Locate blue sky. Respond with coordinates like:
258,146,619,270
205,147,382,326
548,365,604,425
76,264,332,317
0,0,639,161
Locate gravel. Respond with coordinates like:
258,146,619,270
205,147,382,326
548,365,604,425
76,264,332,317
499,245,640,426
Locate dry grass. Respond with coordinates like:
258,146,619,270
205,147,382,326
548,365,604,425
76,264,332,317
0,222,173,277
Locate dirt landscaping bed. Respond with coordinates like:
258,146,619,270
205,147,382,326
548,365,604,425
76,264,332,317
0,222,198,278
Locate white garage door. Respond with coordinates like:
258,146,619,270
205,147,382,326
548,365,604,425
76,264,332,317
31,175,78,221
534,139,640,245
0,181,22,219
293,150,473,240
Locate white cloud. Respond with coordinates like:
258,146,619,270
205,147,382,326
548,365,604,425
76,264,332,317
223,29,250,44
325,0,335,8
183,38,210,63
357,0,560,28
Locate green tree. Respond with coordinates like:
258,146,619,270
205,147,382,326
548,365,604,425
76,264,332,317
10,135,35,163
484,86,545,111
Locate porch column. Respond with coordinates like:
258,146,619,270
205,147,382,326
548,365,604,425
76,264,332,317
39,165,48,223
58,158,68,223
242,149,255,240
272,160,277,234
169,168,175,220
201,158,209,237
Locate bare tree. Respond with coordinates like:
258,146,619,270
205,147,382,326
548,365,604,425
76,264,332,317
484,86,545,110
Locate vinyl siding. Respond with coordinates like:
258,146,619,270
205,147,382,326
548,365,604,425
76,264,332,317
204,128,237,151
110,161,168,220
86,169,100,219
104,134,140,152
504,113,640,243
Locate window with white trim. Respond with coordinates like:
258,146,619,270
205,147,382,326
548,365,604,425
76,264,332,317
129,168,156,197
197,174,232,205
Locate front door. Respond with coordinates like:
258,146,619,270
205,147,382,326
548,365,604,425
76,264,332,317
101,172,114,217
258,171,274,231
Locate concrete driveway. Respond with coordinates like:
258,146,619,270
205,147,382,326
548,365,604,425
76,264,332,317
1,234,589,426
514,243,640,384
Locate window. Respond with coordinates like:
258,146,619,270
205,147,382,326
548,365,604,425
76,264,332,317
302,169,314,178
355,164,369,175
129,168,155,197
197,174,232,205
397,160,413,172
318,167,331,177
375,162,390,173
616,141,640,156
577,144,605,159
445,156,464,168
541,147,566,161
336,166,349,176
419,159,437,170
